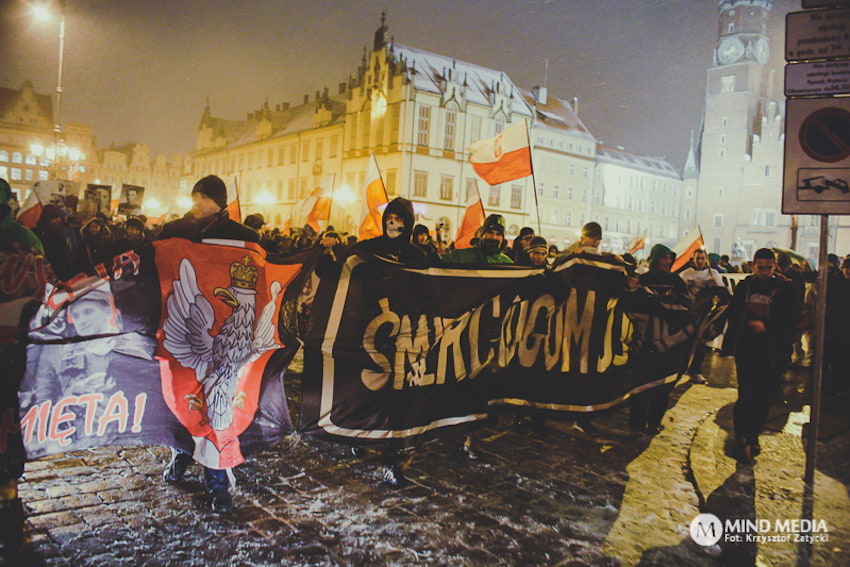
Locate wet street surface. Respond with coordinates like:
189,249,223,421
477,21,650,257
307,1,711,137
8,352,850,566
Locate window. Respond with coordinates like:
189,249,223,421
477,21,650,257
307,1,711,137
302,141,310,162
329,135,338,158
722,117,728,128
553,185,559,199
488,185,501,207
24,169,33,181
10,168,21,180
511,185,522,209
278,146,285,166
569,165,575,176
567,187,574,200
719,148,726,158
713,214,724,228
685,207,692,219
417,106,431,146
439,175,454,201
390,106,400,144
721,76,735,94
582,168,588,178
0,166,7,178
267,148,274,167
290,144,297,164
565,210,572,225
581,189,587,202
288,179,296,200
720,135,726,145
414,171,428,197
11,152,22,164
686,186,693,199
713,238,721,254
300,177,308,198
764,165,770,176
752,207,777,227
0,150,7,162
386,169,397,196
444,106,457,149
277,180,284,200
38,169,48,181
470,115,481,143
537,182,544,197
361,113,371,147
25,154,36,165
315,140,323,160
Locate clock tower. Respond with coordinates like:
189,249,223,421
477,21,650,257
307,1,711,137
693,0,791,259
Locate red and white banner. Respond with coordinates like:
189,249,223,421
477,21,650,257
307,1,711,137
467,121,532,185
455,182,486,249
671,226,704,272
17,192,42,229
358,154,388,241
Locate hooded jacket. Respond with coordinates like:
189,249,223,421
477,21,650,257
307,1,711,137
157,208,259,244
640,243,686,300
351,197,427,267
34,204,81,281
79,217,116,270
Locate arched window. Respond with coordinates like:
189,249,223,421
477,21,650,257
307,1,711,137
0,150,8,162
11,152,23,164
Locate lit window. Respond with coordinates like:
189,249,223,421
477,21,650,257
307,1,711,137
714,214,724,228
488,185,501,207
0,150,7,162
444,106,457,149
439,175,454,201
386,169,397,196
414,171,428,197
417,106,431,146
25,154,36,165
12,152,23,164
11,168,22,180
511,185,522,209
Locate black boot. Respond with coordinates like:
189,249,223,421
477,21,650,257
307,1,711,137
163,451,192,484
204,468,233,514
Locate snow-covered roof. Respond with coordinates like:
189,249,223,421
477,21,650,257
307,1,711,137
519,89,595,141
391,44,533,118
596,144,680,179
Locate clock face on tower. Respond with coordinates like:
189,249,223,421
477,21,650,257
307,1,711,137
753,37,770,64
717,36,745,65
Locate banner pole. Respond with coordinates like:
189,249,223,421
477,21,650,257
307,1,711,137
526,121,542,235
326,172,336,233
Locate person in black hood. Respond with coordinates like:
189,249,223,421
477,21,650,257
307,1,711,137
641,243,687,302
412,223,440,265
508,226,535,263
79,217,116,272
33,204,82,281
350,197,427,267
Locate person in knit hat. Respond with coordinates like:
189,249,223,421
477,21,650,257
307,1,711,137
523,236,549,268
157,175,256,244
508,226,535,263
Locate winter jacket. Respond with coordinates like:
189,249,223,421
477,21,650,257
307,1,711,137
157,209,259,244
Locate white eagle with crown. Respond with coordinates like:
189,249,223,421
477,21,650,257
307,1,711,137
162,256,281,431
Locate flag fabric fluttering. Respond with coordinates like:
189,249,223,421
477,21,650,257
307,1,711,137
289,174,334,232
455,181,486,249
467,121,533,185
358,154,388,241
671,226,704,272
226,175,242,221
16,191,42,229
627,229,648,255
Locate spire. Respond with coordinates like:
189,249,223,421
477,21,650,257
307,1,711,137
374,11,389,51
683,129,700,179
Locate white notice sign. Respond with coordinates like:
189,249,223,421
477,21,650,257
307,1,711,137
786,8,850,61
786,60,850,96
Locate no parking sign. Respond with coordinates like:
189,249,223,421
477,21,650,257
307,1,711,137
783,97,850,214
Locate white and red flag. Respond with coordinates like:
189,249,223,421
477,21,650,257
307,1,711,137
358,154,388,241
289,174,334,232
467,121,532,185
671,226,704,272
226,175,242,222
16,191,42,229
627,229,648,255
455,181,486,249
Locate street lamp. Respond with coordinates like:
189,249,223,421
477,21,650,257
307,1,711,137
32,0,72,180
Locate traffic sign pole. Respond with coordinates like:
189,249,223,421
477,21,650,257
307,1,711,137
804,215,828,488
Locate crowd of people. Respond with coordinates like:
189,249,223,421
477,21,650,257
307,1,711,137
1,173,849,529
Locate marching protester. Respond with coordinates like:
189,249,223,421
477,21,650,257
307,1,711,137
442,214,513,265
113,216,153,261
523,236,550,268
442,214,514,457
629,244,688,435
156,175,258,514
412,223,441,265
78,217,116,273
565,222,602,255
507,226,535,263
721,248,800,463
33,204,82,281
0,179,45,555
679,249,724,383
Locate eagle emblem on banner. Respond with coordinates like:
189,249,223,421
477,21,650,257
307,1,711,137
162,256,281,431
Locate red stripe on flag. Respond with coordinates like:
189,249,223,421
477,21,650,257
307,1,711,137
672,237,704,272
471,147,532,185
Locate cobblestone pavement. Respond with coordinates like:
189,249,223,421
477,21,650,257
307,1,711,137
6,353,850,566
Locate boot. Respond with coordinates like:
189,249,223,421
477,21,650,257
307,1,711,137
205,467,233,514
463,433,480,461
163,450,192,484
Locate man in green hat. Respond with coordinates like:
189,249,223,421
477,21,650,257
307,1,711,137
442,214,514,265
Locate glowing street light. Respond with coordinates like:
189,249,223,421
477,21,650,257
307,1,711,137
333,185,356,205
255,190,275,206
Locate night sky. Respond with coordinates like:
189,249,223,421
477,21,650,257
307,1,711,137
0,0,800,168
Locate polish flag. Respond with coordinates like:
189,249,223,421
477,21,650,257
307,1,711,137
289,174,334,232
671,226,704,272
467,121,533,185
358,154,388,241
455,181,486,249
17,191,42,229
226,174,242,221
627,230,648,255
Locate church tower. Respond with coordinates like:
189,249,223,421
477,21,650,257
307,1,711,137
695,0,787,259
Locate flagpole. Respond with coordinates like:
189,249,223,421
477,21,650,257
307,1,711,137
325,172,336,233
372,152,389,202
525,121,542,235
